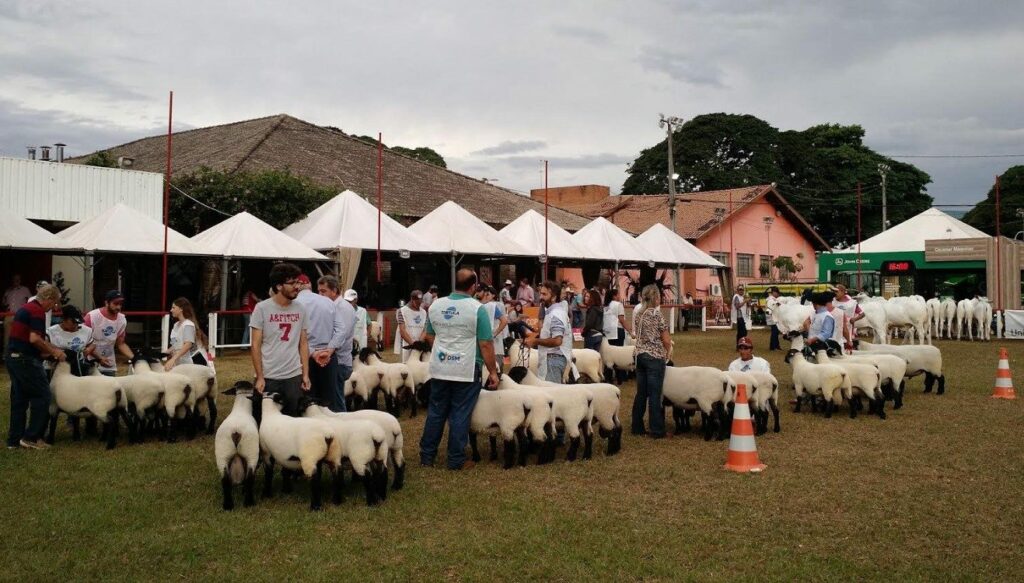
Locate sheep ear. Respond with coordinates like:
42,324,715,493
222,387,237,396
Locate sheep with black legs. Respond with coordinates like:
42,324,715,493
46,361,127,449
349,350,385,410
333,408,407,491
118,359,165,443
259,394,337,511
814,350,885,419
784,350,846,418
747,371,781,435
468,388,546,469
509,367,622,455
303,404,388,506
827,350,909,409
599,337,634,384
130,358,193,442
498,374,593,462
155,360,218,434
403,340,433,404
661,366,735,441
215,381,260,510
855,340,945,395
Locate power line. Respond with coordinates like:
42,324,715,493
167,180,233,217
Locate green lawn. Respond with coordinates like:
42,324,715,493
0,330,1021,581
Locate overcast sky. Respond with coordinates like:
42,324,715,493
2,0,1022,207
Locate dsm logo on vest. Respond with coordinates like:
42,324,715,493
442,306,459,320
436,350,462,364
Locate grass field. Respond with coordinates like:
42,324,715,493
1,330,1021,581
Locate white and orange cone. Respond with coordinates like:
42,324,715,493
992,347,1016,400
724,383,766,473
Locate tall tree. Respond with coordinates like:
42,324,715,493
963,165,1024,236
169,167,335,236
622,114,933,247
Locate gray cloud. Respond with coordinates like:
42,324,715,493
636,46,726,88
499,153,632,170
551,25,611,46
471,140,548,156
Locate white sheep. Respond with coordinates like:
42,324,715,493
855,340,945,395
770,302,814,339
827,350,909,409
926,297,942,339
814,350,885,419
507,339,572,383
853,300,889,344
498,375,593,462
336,408,406,491
570,348,604,383
401,340,433,406
885,296,930,344
468,389,545,469
784,350,846,418
972,298,993,341
259,394,337,511
599,337,635,382
157,361,218,434
955,298,976,340
747,371,780,435
382,361,417,417
303,404,388,506
350,348,386,410
214,381,260,510
661,366,735,441
117,364,165,443
46,361,127,449
940,298,957,339
131,357,193,442
509,367,622,455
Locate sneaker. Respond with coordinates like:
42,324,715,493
19,439,50,450
451,460,476,471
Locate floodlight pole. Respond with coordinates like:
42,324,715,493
544,160,549,281
659,114,684,304
995,175,1001,311
857,183,862,291
878,163,890,232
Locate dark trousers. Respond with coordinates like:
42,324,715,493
333,364,352,413
6,355,52,446
769,324,781,351
736,317,748,342
631,352,666,436
583,333,602,352
307,355,338,411
420,366,482,469
607,329,627,383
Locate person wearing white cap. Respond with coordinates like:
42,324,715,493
499,280,513,304
343,289,371,352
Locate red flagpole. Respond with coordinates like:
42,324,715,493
995,175,1001,310
857,182,862,291
162,91,173,311
377,132,383,282
544,160,549,280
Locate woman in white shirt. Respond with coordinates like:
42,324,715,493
603,288,630,346
165,297,209,368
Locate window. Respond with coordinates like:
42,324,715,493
737,254,754,278
709,252,730,275
759,255,773,278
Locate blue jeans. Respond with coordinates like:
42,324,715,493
6,354,52,446
545,354,567,384
632,352,666,436
769,324,781,351
333,364,352,412
420,366,482,469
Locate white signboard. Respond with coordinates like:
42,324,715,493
1004,310,1024,340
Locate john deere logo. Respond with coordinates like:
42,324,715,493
442,306,459,320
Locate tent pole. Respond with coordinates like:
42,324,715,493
450,251,456,292
219,257,229,346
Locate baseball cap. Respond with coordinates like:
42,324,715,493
737,336,753,349
504,279,513,285
61,305,83,323
36,280,49,289
343,289,358,301
297,274,311,285
768,286,780,294
105,290,125,303
410,289,423,300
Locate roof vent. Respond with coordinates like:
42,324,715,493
27,146,36,160
54,143,66,163
40,146,51,161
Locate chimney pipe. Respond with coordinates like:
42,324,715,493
40,146,51,161
27,146,36,160
54,143,66,163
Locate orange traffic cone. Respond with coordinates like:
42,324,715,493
724,383,766,472
992,347,1016,400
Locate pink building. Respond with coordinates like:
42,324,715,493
535,184,829,299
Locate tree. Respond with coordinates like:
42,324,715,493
83,151,117,168
169,167,336,236
622,114,933,247
390,146,447,168
963,166,1024,236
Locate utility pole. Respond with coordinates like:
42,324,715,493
1016,208,1024,236
659,114,684,303
878,163,890,231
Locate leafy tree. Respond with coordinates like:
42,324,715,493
390,146,447,168
169,167,336,236
963,165,1024,236
83,151,118,168
622,114,933,247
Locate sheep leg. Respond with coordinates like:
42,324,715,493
281,469,294,494
769,399,781,433
609,424,623,455
469,432,482,463
582,422,593,460
410,388,418,418
220,471,236,511
566,433,580,461
714,402,730,441
243,469,256,507
489,435,499,462
377,464,389,502
502,435,516,470
515,427,529,467
392,457,406,490
849,396,859,419
384,393,397,417
205,397,217,435
700,411,713,441
46,412,59,445
923,372,934,394
672,406,685,435
538,426,555,465
104,411,119,450
262,458,275,498
309,463,324,511
84,416,99,437
331,467,345,505
937,375,945,395
793,390,803,413
874,391,887,420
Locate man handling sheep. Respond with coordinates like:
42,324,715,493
804,291,837,353
396,290,428,363
420,268,499,471
525,280,573,383
83,290,135,376
728,336,771,374
249,263,311,417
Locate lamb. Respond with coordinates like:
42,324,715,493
746,371,780,435
855,340,945,395
46,361,127,449
570,348,604,383
214,381,260,510
827,350,909,409
381,361,417,417
814,349,885,419
303,404,388,506
351,348,387,410
117,361,165,443
599,337,635,383
402,340,433,404
784,350,846,418
157,361,218,434
131,357,193,442
259,394,337,511
335,408,407,491
498,374,593,462
507,339,573,383
509,367,622,455
661,366,735,441
468,388,546,469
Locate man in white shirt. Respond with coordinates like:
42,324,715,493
83,290,135,376
728,336,771,374
764,286,784,351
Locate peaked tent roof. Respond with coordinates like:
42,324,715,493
0,214,80,252
636,223,724,267
192,212,327,260
571,217,652,263
857,208,988,253
57,203,207,255
498,209,597,260
67,114,591,230
408,201,532,256
283,190,442,253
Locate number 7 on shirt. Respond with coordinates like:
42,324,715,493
279,323,292,341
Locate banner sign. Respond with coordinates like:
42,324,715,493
1004,310,1024,339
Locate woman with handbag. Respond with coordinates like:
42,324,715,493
165,297,210,368
631,284,672,438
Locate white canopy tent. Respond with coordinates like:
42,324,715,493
409,201,532,289
857,208,987,253
0,214,80,252
284,190,443,290
570,217,651,263
58,202,207,255
498,209,596,260
636,223,724,267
